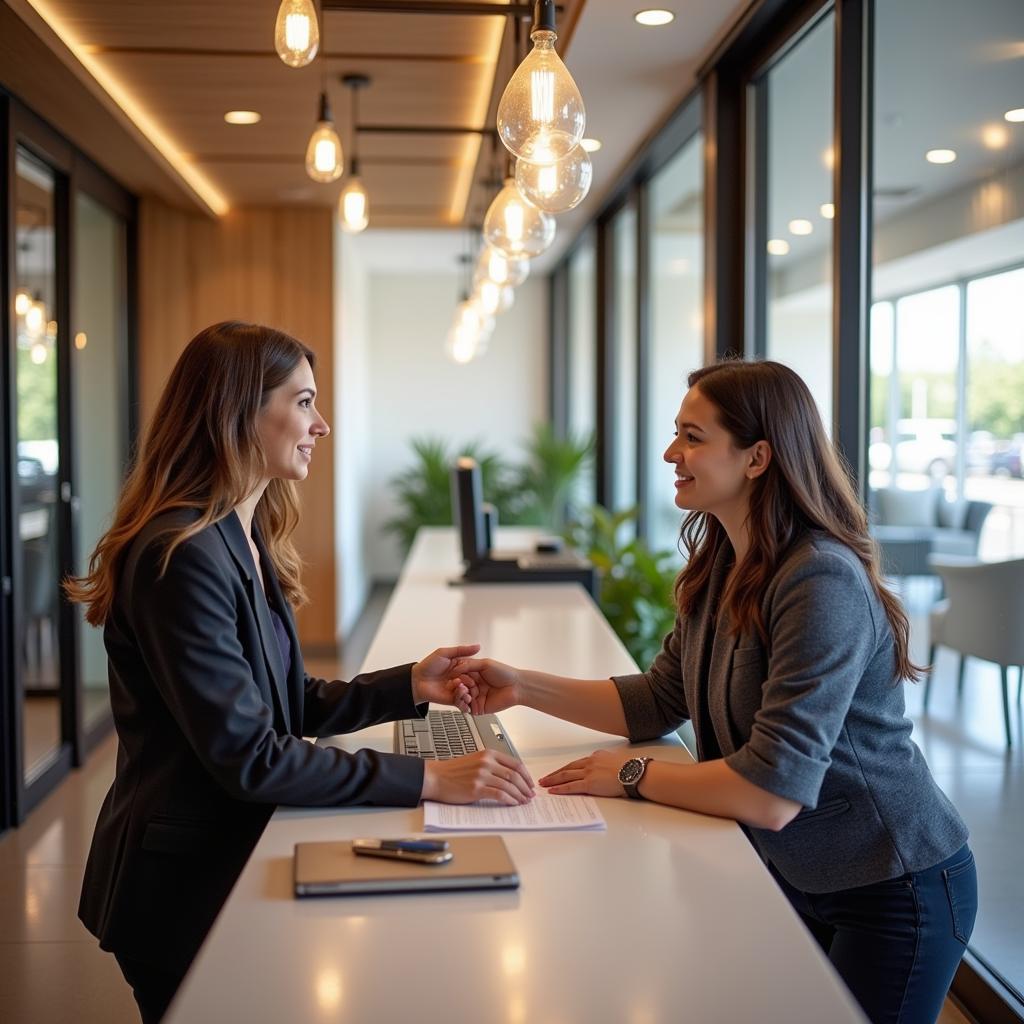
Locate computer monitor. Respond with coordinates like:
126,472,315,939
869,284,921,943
452,457,494,566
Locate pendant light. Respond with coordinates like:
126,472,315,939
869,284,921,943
484,175,556,258
305,90,343,183
496,0,585,165
339,74,371,233
24,293,46,338
275,0,320,68
515,143,592,213
477,246,530,289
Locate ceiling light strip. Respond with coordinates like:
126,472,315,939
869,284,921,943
449,7,509,222
22,0,230,216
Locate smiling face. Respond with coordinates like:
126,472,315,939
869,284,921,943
255,357,330,481
662,385,770,517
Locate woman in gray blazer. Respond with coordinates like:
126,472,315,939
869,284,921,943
67,322,532,1023
452,360,976,1024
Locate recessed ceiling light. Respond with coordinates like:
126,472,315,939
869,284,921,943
820,203,835,219
1004,108,1024,123
635,9,675,27
788,219,813,236
224,110,262,125
925,148,956,164
580,138,602,152
982,124,1009,149
766,239,790,256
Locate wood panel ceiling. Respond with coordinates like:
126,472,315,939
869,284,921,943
27,0,585,226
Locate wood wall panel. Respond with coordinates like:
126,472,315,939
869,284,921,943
138,197,337,650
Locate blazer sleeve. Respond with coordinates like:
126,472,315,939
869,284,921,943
303,665,428,738
609,615,690,741
128,537,424,807
723,547,880,808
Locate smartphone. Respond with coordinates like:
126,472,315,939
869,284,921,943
351,838,453,865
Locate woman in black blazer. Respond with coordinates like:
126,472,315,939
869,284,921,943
67,321,532,1023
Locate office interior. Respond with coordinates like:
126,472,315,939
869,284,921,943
0,0,1021,1020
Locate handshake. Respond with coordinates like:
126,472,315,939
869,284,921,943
409,643,531,808
410,643,628,805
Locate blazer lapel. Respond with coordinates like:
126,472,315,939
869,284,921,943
215,512,292,734
252,525,304,737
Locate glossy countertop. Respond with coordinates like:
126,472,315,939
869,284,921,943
165,528,865,1024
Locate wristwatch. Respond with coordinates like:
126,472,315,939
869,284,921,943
618,756,653,800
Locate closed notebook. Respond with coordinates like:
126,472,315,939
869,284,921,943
293,835,520,898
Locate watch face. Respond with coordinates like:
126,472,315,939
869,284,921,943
618,758,644,785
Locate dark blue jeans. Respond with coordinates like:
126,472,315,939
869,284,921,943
770,845,978,1024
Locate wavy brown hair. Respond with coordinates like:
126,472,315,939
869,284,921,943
66,321,315,626
674,360,921,682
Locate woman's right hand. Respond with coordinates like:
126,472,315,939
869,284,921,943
421,750,534,805
448,657,524,716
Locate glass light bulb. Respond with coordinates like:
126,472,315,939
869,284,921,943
14,290,31,316
305,122,343,183
484,177,556,258
275,0,320,68
30,342,47,364
476,279,502,317
446,318,479,364
487,247,530,287
340,177,369,233
515,144,592,213
25,300,45,337
497,29,585,164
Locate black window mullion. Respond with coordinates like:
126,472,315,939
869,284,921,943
635,184,650,538
832,0,872,497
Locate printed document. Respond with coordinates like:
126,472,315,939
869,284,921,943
423,793,606,832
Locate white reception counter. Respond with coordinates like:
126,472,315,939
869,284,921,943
165,527,865,1023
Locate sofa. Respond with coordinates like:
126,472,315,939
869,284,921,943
868,487,993,578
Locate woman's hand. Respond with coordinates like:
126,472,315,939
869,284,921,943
539,749,628,797
421,750,534,805
447,657,524,715
411,644,479,709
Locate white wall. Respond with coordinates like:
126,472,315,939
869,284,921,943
334,229,372,636
363,272,548,580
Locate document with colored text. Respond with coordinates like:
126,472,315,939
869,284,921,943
423,793,606,832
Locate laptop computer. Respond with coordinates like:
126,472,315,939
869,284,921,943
394,708,519,761
294,835,519,897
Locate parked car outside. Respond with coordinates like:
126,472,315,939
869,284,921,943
990,437,1023,478
868,418,957,479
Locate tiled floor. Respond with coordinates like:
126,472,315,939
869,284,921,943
0,580,1006,1023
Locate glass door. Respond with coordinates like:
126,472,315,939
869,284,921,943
11,145,68,790
72,189,129,736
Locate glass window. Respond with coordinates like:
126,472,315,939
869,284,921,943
611,202,638,518
870,0,1024,998
568,236,597,506
13,147,63,784
73,191,128,730
762,13,835,429
645,135,704,552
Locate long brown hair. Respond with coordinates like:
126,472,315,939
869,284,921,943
66,321,315,625
674,360,921,682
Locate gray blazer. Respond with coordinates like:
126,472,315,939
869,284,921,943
612,531,968,893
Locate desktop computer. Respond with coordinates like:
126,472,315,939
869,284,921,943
451,457,598,598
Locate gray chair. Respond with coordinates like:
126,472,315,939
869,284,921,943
926,555,1024,746
870,488,992,578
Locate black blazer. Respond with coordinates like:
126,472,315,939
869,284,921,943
79,510,426,975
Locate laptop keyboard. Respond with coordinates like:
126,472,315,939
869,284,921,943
400,709,480,760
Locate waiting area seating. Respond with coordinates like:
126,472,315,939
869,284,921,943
869,487,992,578
926,555,1024,746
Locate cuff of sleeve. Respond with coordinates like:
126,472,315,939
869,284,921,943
359,662,425,719
724,741,827,808
389,754,427,807
611,673,661,742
